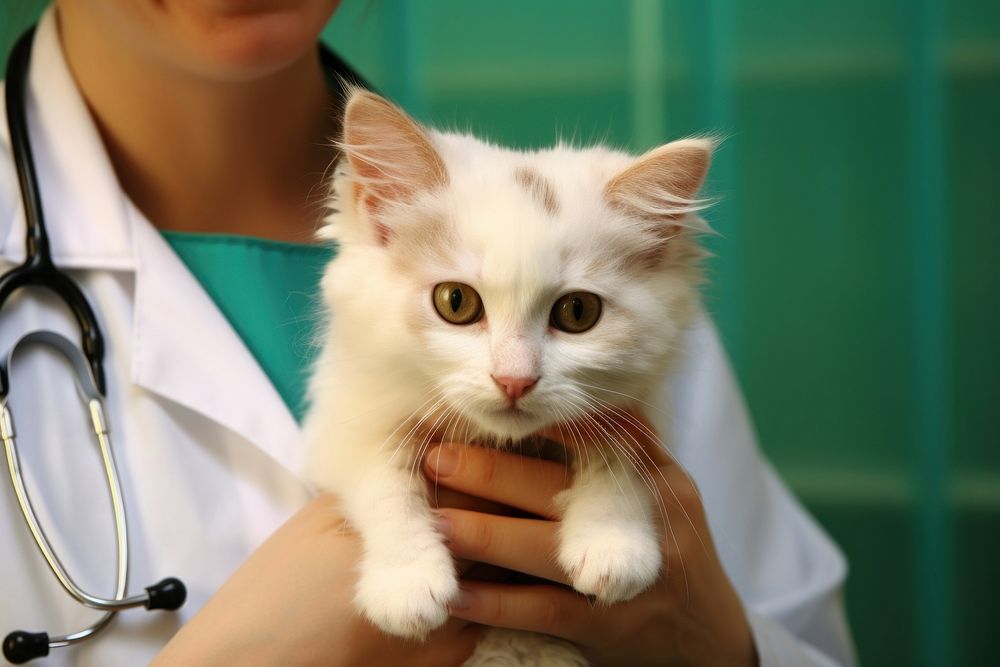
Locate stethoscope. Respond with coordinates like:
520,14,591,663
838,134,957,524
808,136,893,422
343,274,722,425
0,25,368,665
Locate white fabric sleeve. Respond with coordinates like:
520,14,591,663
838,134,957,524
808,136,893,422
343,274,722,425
666,313,856,666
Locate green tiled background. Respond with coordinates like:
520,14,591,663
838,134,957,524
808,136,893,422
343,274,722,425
3,1,998,664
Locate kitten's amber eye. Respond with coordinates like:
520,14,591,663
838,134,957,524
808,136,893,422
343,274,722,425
433,282,484,325
550,292,602,333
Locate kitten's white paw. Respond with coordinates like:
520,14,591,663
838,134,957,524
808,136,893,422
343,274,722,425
558,523,661,604
356,544,458,640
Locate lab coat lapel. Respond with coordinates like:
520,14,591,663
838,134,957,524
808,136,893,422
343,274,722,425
1,10,306,483
129,208,305,482
1,8,132,268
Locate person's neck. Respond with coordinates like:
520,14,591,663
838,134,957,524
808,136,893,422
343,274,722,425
57,8,337,243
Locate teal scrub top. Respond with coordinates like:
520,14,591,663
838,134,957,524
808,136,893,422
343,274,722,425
161,231,335,423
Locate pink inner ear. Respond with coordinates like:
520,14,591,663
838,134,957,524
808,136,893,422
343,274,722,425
358,192,395,245
341,93,446,196
375,222,393,246
604,139,713,223
341,90,448,247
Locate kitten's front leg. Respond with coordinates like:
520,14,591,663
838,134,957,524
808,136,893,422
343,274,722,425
556,450,662,604
344,454,458,639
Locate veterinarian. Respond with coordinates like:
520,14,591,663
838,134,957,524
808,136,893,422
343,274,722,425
0,2,854,665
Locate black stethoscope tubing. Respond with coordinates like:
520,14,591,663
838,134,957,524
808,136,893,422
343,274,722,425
0,26,106,399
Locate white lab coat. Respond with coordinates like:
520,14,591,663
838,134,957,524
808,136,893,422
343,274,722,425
0,11,855,666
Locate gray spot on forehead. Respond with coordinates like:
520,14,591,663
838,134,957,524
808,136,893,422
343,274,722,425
514,167,559,217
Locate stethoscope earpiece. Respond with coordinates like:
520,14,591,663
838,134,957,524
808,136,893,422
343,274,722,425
2,631,49,664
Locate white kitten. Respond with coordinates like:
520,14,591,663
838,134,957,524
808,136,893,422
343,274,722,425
304,89,712,666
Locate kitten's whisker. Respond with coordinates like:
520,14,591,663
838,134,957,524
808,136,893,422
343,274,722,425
581,407,670,534
408,403,462,510
433,395,479,504
573,390,664,445
575,392,668,468
391,394,454,490
566,390,671,543
577,394,674,501
551,406,577,490
570,412,639,518
383,390,448,464
383,404,440,468
559,408,593,473
577,411,648,518
573,381,665,416
408,398,462,483
582,394,711,566
547,405,577,497
423,393,474,476
397,407,441,475
580,410,690,594
553,403,595,496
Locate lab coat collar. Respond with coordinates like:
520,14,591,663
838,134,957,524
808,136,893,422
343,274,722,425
1,9,306,483
1,9,133,269
129,205,305,481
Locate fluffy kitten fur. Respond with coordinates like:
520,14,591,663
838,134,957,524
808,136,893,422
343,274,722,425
304,89,712,666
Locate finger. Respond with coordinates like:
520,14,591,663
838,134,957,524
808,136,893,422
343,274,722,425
395,620,483,667
436,616,477,634
437,509,569,585
448,582,598,645
429,486,522,579
428,485,512,516
424,444,571,519
462,562,513,583
609,409,673,468
653,460,714,563
657,459,702,513
446,624,487,664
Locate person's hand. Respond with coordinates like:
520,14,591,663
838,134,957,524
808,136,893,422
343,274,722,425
424,415,758,667
152,494,482,667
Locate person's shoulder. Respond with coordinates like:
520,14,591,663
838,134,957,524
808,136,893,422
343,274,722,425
663,305,758,464
670,307,730,396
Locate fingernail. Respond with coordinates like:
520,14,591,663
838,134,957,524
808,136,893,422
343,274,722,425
449,588,474,611
426,446,459,478
434,512,452,539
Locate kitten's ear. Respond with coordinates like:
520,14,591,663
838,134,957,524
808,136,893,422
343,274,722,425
604,138,714,223
339,89,446,242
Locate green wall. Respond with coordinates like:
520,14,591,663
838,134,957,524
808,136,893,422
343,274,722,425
4,2,998,664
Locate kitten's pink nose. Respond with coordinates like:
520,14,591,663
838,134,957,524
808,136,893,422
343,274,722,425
492,375,538,401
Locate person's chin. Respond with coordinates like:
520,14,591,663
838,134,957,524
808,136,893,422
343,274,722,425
169,0,341,81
